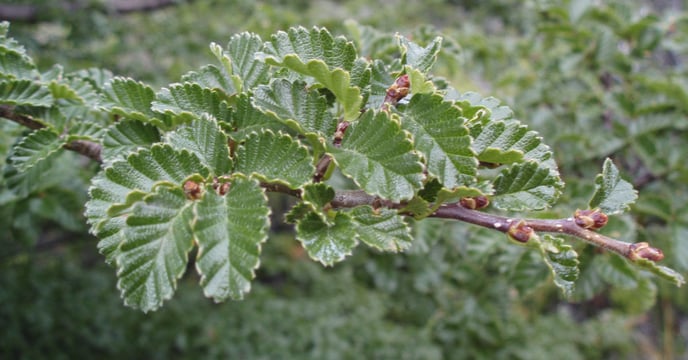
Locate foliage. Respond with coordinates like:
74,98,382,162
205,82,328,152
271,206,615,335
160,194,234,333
1,0,688,358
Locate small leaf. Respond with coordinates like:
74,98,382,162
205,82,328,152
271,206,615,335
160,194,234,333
181,64,236,94
194,177,270,301
634,258,685,287
164,115,232,175
589,158,638,215
538,235,580,297
0,80,52,107
228,94,289,141
101,77,157,121
296,211,358,265
258,26,362,120
400,93,476,188
118,186,195,312
101,120,161,164
226,32,270,91
328,110,424,201
350,206,412,252
9,128,65,172
152,83,231,123
399,35,442,74
302,182,335,209
492,161,563,211
252,79,336,137
234,129,314,189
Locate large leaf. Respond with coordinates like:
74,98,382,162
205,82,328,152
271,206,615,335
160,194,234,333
350,206,413,252
491,161,563,211
252,79,336,137
164,116,232,175
234,129,314,189
101,77,157,121
327,110,424,201
588,158,637,215
225,32,270,91
194,177,270,301
101,120,161,164
0,80,52,107
296,211,358,265
400,93,476,188
118,186,195,312
152,82,231,122
258,26,362,120
9,128,65,172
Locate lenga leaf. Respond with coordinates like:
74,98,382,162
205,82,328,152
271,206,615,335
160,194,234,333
589,158,638,214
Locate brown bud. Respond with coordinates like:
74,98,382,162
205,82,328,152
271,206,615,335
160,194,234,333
629,242,664,262
574,209,608,230
333,121,350,147
217,182,231,196
507,220,534,243
459,196,490,210
183,180,203,200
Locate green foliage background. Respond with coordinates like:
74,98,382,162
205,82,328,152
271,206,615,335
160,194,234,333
1,0,687,358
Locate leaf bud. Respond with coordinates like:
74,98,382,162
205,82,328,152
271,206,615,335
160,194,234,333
507,220,534,243
459,196,490,210
183,180,203,200
629,242,664,262
333,121,350,147
574,209,608,230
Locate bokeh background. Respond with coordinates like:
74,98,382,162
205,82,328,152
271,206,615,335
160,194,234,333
1,0,687,358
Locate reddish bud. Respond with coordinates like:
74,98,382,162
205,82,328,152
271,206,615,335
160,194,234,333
629,242,664,262
459,196,490,210
333,121,350,147
574,209,608,230
212,177,231,196
507,220,534,243
382,74,411,109
183,180,203,200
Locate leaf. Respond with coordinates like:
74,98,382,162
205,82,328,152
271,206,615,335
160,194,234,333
399,35,443,73
400,93,476,188
589,158,638,215
296,211,358,265
194,177,270,301
471,120,544,165
234,129,314,189
117,186,195,312
49,77,100,108
302,182,335,211
101,77,157,121
152,82,231,123
633,258,685,287
9,128,65,172
538,235,580,297
491,161,563,211
258,26,362,120
164,115,232,175
350,206,412,252
0,80,52,107
225,32,270,91
252,79,337,137
367,60,396,109
228,94,288,141
101,120,161,164
181,64,236,94
0,50,38,80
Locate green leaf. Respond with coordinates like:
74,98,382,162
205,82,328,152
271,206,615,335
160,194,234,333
252,79,336,137
164,116,231,176
48,77,100,108
228,94,288,141
296,211,358,265
258,26,362,120
350,206,412,252
9,128,65,172
181,64,236,94
101,120,161,164
234,129,314,189
399,35,442,73
538,235,580,297
633,258,685,287
400,93,476,188
492,161,563,211
118,186,195,312
101,77,157,121
367,60,395,109
302,182,335,210
0,80,52,107
0,50,38,80
225,32,270,91
152,83,231,123
328,110,424,201
589,158,638,215
470,120,546,165
194,176,270,301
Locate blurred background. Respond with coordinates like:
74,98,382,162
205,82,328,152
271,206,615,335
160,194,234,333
1,0,687,358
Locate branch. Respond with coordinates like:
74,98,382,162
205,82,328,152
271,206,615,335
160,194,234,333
1,105,103,162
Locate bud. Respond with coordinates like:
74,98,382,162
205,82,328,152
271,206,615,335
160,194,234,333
183,180,203,200
574,209,608,230
507,220,534,243
333,121,350,147
629,242,664,262
459,196,490,210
